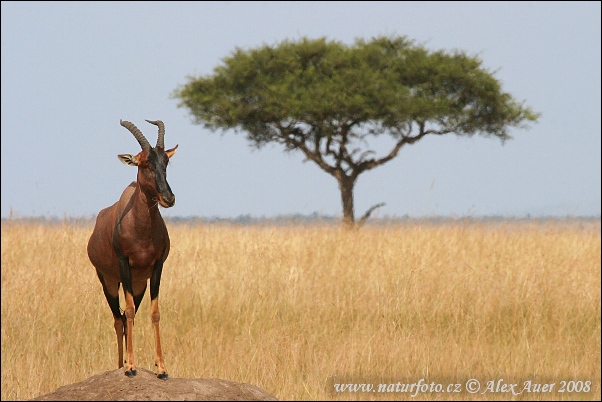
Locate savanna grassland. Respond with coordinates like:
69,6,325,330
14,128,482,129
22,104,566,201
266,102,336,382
1,219,600,400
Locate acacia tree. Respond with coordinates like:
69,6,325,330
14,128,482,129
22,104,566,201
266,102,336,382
173,36,539,227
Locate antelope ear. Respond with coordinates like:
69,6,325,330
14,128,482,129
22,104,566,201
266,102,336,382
165,144,178,159
118,154,139,166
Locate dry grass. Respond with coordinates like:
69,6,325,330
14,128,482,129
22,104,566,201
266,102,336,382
1,219,600,400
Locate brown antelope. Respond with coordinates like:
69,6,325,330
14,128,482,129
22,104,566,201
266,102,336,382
87,119,178,379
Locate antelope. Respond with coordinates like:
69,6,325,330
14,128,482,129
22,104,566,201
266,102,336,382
87,119,178,379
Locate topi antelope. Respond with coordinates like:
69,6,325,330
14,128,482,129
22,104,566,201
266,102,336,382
87,119,178,379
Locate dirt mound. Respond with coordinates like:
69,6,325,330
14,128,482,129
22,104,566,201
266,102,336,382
31,368,278,401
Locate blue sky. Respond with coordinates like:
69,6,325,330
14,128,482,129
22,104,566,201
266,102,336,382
1,1,600,219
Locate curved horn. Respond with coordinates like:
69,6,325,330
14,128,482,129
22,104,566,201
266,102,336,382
120,119,151,150
146,120,165,148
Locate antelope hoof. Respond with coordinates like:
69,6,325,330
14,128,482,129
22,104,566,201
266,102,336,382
125,369,137,378
157,373,168,380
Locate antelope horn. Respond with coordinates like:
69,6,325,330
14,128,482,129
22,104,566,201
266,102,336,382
146,120,165,149
120,119,151,151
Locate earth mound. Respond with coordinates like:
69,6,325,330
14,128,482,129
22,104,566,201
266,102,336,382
31,367,278,401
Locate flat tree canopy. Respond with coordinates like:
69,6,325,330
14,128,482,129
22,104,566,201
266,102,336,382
173,36,539,226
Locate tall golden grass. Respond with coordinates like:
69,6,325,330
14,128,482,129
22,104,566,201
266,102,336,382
1,219,600,400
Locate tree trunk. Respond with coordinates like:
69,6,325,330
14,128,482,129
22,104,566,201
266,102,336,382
338,175,356,228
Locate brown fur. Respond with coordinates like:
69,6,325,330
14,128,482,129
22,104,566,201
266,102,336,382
87,120,177,379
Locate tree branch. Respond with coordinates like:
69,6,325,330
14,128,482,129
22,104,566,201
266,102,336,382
357,202,386,227
276,122,337,176
354,121,452,176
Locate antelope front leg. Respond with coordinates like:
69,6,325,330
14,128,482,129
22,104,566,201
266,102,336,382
98,274,125,370
150,260,168,379
113,315,125,369
151,298,168,379
119,256,137,377
123,291,137,377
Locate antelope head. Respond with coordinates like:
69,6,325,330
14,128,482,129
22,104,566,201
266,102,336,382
118,119,178,208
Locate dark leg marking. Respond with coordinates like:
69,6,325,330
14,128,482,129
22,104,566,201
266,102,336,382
150,260,164,300
97,271,121,318
134,285,147,313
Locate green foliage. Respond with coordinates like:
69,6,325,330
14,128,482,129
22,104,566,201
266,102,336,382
173,36,539,147
172,35,540,225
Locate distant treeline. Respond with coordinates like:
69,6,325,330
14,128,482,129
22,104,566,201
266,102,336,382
2,213,600,227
